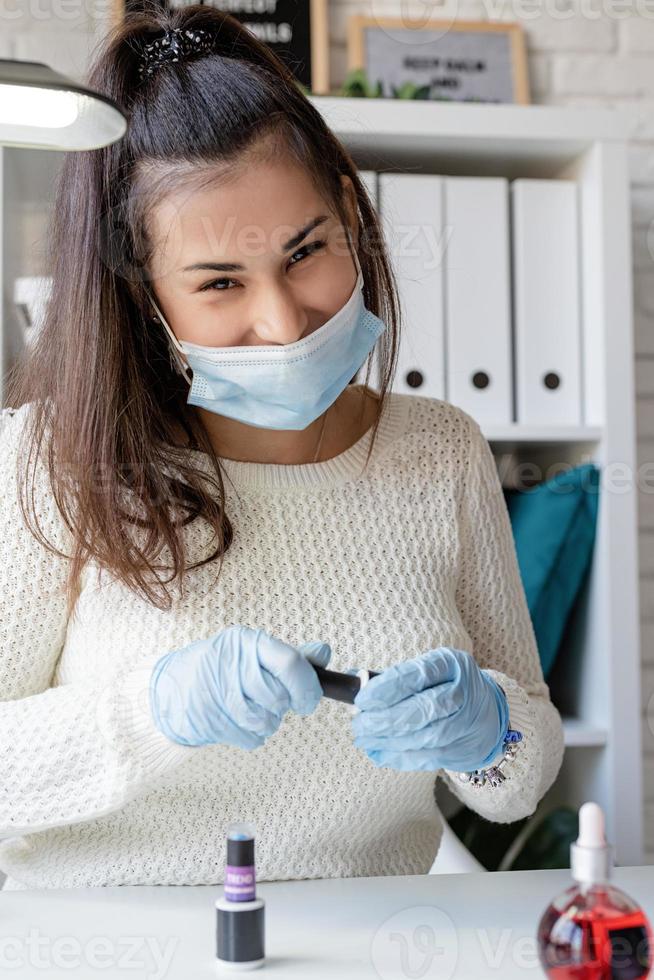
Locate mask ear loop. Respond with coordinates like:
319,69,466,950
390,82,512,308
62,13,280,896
345,229,371,390
347,226,363,281
148,292,193,386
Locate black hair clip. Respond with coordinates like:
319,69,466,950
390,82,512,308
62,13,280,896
137,26,215,79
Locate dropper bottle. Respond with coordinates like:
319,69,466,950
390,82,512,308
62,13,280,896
537,801,653,978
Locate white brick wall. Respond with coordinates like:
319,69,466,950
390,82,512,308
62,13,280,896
611,14,654,866
0,0,111,81
2,0,654,865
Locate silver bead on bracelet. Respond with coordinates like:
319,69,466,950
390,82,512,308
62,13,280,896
457,728,523,788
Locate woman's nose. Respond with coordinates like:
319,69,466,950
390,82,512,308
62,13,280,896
249,284,309,346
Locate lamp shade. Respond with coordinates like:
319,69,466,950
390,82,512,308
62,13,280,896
0,59,127,150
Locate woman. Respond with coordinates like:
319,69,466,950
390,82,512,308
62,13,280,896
0,6,564,889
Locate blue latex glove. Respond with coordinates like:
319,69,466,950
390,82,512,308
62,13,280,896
350,647,510,772
149,625,331,748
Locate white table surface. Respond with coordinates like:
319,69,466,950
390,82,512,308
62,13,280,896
2,866,654,978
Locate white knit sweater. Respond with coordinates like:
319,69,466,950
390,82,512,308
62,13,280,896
0,392,564,890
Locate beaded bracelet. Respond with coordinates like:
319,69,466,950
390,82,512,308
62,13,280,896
456,728,523,788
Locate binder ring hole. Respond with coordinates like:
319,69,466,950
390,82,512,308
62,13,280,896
472,371,490,390
406,370,424,389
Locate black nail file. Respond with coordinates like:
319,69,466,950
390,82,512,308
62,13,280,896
313,664,381,705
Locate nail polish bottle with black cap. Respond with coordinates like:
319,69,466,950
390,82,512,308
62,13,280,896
215,822,265,971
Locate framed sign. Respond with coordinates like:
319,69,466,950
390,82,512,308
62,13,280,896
347,17,530,104
115,0,330,94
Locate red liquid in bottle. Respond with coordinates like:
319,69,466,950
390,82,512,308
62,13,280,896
538,881,653,979
537,802,652,979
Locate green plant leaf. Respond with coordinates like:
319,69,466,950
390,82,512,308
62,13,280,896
338,67,385,98
392,81,419,99
447,803,578,872
507,807,578,871
448,806,528,871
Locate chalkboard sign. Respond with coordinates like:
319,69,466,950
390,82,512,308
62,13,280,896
116,0,330,93
348,17,530,104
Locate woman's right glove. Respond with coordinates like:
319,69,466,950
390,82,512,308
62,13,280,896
349,647,509,772
149,624,331,748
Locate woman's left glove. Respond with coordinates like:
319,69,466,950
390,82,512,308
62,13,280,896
351,647,510,772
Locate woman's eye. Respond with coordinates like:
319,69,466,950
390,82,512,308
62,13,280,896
288,240,326,265
199,277,237,293
199,240,326,292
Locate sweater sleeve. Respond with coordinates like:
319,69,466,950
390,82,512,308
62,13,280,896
0,404,197,840
437,413,565,822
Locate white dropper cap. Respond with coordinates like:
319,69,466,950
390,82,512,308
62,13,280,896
570,801,612,885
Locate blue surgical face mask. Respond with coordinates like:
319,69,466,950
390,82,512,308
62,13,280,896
148,245,387,431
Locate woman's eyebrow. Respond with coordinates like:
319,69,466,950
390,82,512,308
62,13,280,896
179,214,330,275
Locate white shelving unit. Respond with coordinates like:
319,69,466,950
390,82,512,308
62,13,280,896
0,98,642,865
309,96,642,866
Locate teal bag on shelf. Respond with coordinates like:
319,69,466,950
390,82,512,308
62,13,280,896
502,463,600,679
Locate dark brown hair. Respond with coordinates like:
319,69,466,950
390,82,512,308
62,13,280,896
5,2,401,620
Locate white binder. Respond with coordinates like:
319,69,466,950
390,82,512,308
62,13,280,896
375,172,445,399
443,176,512,425
511,179,582,425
